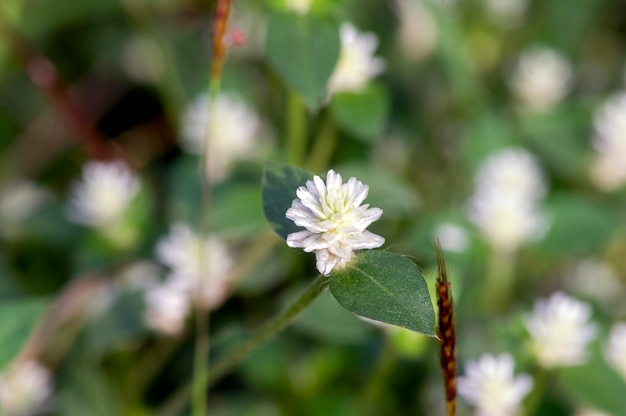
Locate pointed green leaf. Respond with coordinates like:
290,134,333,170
262,161,314,240
329,251,435,336
330,83,390,141
265,12,340,109
0,298,49,370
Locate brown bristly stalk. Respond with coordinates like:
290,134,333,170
435,240,457,416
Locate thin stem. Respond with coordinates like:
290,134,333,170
192,3,232,415
207,273,329,387
524,368,549,415
482,247,515,312
287,91,307,166
306,113,337,173
155,274,329,416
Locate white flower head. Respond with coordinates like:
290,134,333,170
484,0,529,27
458,353,533,416
395,0,438,62
180,93,260,183
144,280,190,336
604,323,626,382
526,292,597,368
285,170,385,275
67,161,140,228
327,23,386,96
0,360,53,416
571,408,611,416
565,259,623,304
590,91,626,191
156,223,235,310
434,223,469,253
467,148,548,252
0,180,50,239
284,0,313,15
509,46,572,113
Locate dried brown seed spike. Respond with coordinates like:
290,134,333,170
435,240,456,416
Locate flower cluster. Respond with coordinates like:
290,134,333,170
467,147,548,252
525,292,597,368
66,161,140,228
509,45,572,113
327,23,386,96
181,93,261,183
605,323,626,382
0,360,53,416
590,91,626,191
144,223,235,335
457,353,533,416
285,170,384,275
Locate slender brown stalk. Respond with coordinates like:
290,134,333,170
0,13,112,160
435,240,456,416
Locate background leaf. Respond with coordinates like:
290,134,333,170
262,161,314,240
0,298,48,370
265,12,340,108
330,83,390,141
329,251,435,336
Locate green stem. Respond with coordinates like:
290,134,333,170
482,248,515,312
524,368,549,415
155,274,329,416
207,274,329,387
287,91,307,166
306,113,337,173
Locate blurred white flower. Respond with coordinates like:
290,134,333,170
0,180,50,238
327,23,386,96
286,170,385,275
67,161,140,228
590,91,626,191
467,148,548,252
484,0,529,27
509,46,572,113
144,280,190,336
395,0,438,62
284,0,312,15
180,93,260,183
156,223,235,310
565,259,623,305
604,323,626,382
0,360,52,416
571,409,611,416
434,223,469,253
458,353,533,416
526,292,597,368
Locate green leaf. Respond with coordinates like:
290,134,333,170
558,347,626,415
0,298,48,370
329,251,435,336
330,83,390,141
537,193,621,255
265,12,340,109
262,161,314,240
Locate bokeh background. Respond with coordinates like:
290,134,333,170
1,0,626,415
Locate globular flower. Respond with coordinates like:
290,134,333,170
144,280,190,336
156,223,235,310
590,91,626,191
509,46,572,113
0,180,50,239
0,360,53,416
525,292,597,368
285,170,385,275
180,93,261,183
395,0,438,62
327,23,386,96
484,0,529,27
604,322,626,382
433,222,469,253
467,148,548,252
284,0,313,15
565,259,623,306
457,353,533,416
67,161,140,228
